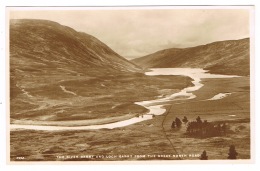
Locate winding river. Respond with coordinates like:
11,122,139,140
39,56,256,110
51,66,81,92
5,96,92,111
10,68,239,131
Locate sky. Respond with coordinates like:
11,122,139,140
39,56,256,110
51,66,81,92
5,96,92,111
9,8,250,59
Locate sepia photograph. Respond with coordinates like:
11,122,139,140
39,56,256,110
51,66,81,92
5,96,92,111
7,6,254,162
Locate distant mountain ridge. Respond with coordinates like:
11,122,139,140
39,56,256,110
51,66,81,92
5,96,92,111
132,38,250,76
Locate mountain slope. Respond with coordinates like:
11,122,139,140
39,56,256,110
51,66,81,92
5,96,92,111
10,19,142,98
132,38,250,76
10,19,142,120
10,19,141,76
10,19,193,122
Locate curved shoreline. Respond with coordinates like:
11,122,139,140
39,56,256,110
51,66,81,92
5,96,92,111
10,68,239,131
11,113,136,127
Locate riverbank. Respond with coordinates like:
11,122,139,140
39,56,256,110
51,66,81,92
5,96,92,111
10,71,250,161
162,76,250,159
11,73,192,123
11,114,135,127
10,68,238,130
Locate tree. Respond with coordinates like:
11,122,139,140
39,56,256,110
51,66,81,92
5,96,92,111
228,145,238,159
222,123,227,135
186,118,229,137
196,116,202,123
200,150,208,160
182,116,188,124
171,121,176,129
175,117,182,128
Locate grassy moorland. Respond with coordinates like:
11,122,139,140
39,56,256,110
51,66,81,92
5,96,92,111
9,19,250,162
161,76,250,159
11,73,192,125
10,76,250,161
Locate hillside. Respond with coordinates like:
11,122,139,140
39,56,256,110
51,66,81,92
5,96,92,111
10,19,192,122
10,19,143,120
10,19,144,97
10,19,141,77
132,38,250,76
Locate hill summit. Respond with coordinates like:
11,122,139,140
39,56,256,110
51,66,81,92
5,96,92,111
132,38,250,76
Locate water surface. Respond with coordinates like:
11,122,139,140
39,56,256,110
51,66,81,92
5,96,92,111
10,68,239,131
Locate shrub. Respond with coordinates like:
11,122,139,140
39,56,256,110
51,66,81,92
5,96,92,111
228,145,238,159
182,116,188,124
186,117,228,138
200,150,208,160
175,117,182,128
171,121,176,129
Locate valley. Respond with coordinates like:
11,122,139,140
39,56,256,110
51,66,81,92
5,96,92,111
10,76,250,161
9,19,251,161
